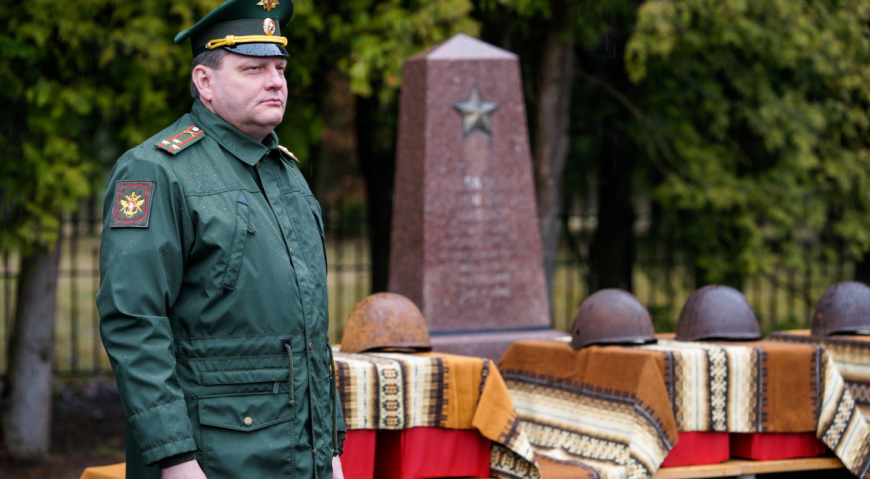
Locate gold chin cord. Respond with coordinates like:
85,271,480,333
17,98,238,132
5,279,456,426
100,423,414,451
206,35,288,49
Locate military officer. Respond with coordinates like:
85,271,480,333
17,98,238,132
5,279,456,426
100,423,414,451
96,1,345,478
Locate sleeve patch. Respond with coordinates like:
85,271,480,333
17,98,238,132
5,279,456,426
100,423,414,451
109,180,156,228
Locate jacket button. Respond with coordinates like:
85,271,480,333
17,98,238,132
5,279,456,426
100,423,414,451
309,342,313,350
244,417,253,426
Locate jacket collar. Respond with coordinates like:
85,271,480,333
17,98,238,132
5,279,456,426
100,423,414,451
191,99,279,166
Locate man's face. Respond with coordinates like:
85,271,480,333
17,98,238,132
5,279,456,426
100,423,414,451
203,53,288,140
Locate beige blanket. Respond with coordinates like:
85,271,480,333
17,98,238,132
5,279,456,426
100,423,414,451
499,339,870,479
334,350,540,479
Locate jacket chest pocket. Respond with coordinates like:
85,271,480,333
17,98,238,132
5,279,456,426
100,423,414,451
220,193,254,298
198,388,295,477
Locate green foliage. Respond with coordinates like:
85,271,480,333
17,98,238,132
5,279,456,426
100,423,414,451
0,0,222,254
333,0,477,101
12,0,869,296
0,0,478,254
625,0,870,284
278,0,477,164
0,0,479,255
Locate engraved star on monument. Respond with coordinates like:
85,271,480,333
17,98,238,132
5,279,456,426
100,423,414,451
453,87,499,136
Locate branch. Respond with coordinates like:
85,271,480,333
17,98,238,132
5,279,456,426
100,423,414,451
576,70,681,176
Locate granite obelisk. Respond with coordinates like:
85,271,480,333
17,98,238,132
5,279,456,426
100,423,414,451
389,34,562,361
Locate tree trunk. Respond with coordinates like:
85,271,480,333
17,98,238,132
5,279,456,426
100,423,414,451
1,239,60,459
589,138,636,292
534,0,575,303
355,94,395,293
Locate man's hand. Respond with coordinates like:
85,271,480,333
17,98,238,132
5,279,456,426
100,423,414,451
161,459,207,479
332,456,344,479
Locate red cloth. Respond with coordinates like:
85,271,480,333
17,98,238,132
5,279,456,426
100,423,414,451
730,432,826,460
342,429,377,479
660,431,730,467
373,427,491,479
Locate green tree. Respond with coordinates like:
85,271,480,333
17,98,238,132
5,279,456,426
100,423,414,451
285,0,478,292
0,0,219,458
626,0,870,287
515,0,577,301
472,0,579,302
570,0,652,294
1,0,477,456
477,0,649,298
480,0,870,319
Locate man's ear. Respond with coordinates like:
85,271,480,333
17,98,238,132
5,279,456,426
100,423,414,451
192,65,214,102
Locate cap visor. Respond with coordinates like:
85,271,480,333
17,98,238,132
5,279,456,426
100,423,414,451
224,43,288,57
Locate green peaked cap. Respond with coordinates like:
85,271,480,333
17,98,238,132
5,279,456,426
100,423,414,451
175,0,294,57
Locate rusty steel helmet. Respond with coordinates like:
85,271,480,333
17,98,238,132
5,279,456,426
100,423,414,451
675,285,761,341
811,281,870,337
570,289,656,350
340,292,432,353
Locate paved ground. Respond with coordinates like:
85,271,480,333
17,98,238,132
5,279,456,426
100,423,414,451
0,376,126,479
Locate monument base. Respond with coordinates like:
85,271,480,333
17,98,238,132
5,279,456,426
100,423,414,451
429,329,568,363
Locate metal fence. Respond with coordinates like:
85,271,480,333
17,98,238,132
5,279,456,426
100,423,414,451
0,205,854,375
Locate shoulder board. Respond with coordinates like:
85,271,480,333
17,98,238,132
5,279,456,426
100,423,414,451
278,145,300,164
155,125,205,155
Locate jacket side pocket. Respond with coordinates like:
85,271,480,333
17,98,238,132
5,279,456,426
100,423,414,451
198,391,294,477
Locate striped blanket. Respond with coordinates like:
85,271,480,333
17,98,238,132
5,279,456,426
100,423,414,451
499,339,870,479
770,330,870,419
334,350,540,479
642,340,821,433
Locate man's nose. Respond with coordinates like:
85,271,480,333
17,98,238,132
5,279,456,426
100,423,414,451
265,64,285,88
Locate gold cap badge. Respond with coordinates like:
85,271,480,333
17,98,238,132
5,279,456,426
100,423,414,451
263,18,275,36
257,0,279,12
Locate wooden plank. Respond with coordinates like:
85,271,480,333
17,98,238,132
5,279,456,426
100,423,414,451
729,457,845,475
79,463,126,479
653,461,746,478
652,457,845,478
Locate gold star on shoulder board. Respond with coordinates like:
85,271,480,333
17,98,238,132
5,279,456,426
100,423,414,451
278,145,299,163
257,0,279,12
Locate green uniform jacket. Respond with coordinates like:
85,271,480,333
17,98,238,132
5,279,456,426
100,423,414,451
97,100,345,479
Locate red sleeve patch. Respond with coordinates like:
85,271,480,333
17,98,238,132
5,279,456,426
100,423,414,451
109,180,156,228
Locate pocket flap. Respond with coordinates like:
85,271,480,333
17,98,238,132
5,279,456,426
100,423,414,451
198,392,292,432
200,368,289,385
